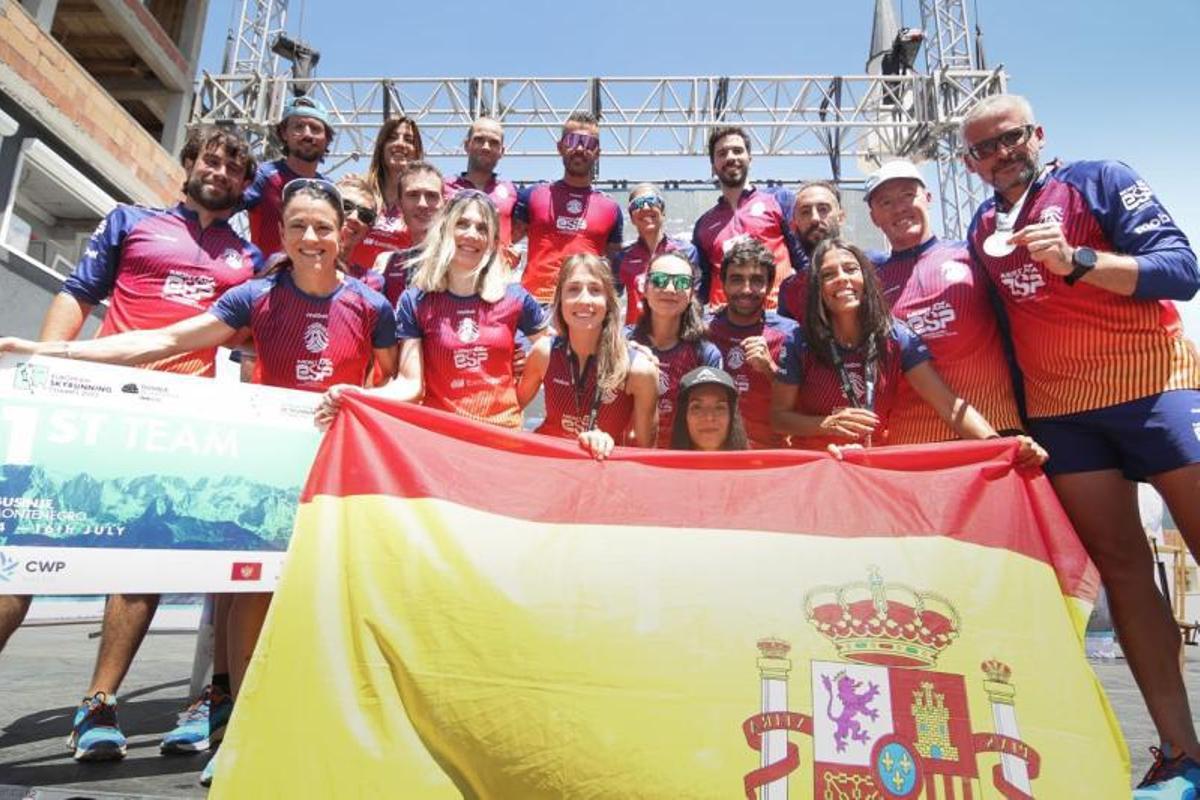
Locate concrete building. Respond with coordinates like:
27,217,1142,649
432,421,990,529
0,0,207,336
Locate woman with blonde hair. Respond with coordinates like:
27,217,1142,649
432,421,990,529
351,114,425,269
518,253,659,457
318,190,550,430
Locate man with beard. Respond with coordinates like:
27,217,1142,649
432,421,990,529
382,162,445,307
242,95,333,258
445,117,519,265
865,159,1021,445
515,111,623,305
704,238,797,448
692,126,796,309
962,93,1200,797
0,126,261,761
777,181,846,322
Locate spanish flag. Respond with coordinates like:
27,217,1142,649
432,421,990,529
212,394,1127,799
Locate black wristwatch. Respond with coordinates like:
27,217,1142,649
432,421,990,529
1064,246,1098,286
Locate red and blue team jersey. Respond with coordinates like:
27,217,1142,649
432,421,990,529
350,204,411,271
396,284,549,428
63,203,261,377
692,186,796,308
777,320,931,451
209,270,395,392
444,173,518,251
341,261,384,293
535,336,635,441
514,181,624,305
705,309,798,448
382,248,420,308
878,237,1021,443
242,159,323,259
627,329,723,449
612,236,699,326
967,160,1200,418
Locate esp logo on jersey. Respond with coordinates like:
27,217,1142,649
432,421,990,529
162,271,217,306
906,302,957,337
1119,180,1155,212
453,346,489,370
999,265,1046,300
295,358,334,383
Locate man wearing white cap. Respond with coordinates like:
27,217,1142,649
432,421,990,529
864,158,1022,446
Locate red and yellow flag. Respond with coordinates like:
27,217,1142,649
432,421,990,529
213,394,1127,799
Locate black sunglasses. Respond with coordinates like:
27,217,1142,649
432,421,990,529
341,198,377,226
965,125,1035,160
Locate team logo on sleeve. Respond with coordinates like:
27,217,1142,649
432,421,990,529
1119,181,1155,212
456,318,480,344
999,265,1046,300
304,322,330,353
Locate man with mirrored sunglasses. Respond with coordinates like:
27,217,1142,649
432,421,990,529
514,111,623,305
962,93,1200,798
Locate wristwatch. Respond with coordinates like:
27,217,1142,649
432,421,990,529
1064,246,1098,286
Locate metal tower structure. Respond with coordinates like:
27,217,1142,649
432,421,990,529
192,0,1004,238
917,0,989,237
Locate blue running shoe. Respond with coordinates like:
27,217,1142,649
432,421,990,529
1134,747,1200,799
65,692,127,761
199,752,218,787
160,684,233,754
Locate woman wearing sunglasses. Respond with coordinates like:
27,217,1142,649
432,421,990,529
627,251,723,448
352,114,425,270
517,253,659,457
769,238,1046,466
612,183,699,326
335,175,383,292
670,366,749,451
0,178,399,769
318,190,550,430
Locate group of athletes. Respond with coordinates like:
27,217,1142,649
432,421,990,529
0,89,1197,796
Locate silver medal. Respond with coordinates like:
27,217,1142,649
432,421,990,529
983,231,1016,258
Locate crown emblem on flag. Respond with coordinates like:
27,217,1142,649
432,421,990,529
803,567,960,669
981,658,1012,684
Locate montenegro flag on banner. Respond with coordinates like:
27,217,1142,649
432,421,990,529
212,394,1128,799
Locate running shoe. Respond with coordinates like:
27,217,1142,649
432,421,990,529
199,751,218,787
65,692,127,761
160,684,233,754
1134,747,1200,799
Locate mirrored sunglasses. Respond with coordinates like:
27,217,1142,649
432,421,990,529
647,271,693,291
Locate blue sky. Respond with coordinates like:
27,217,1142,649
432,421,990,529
198,0,1200,333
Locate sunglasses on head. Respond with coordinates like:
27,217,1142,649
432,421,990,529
341,198,377,226
647,271,693,291
628,195,664,213
452,187,498,210
282,177,342,207
965,124,1035,160
562,132,600,152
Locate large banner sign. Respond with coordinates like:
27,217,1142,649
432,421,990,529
214,394,1129,799
0,355,320,593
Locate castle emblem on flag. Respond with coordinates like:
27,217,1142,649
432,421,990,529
741,568,1040,799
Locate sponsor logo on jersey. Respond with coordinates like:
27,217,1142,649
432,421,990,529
565,198,584,215
1037,206,1064,225
561,415,588,434
295,358,334,383
556,216,588,232
999,264,1046,300
941,260,971,284
906,301,957,337
304,322,329,354
457,318,480,344
726,345,746,370
735,374,751,394
453,345,489,370
1119,180,1155,212
162,271,217,307
1133,213,1173,235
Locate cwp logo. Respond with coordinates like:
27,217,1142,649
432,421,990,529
0,552,16,582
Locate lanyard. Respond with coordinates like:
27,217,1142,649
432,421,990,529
829,339,877,411
567,347,603,432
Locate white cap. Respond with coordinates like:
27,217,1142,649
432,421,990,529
864,159,925,202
